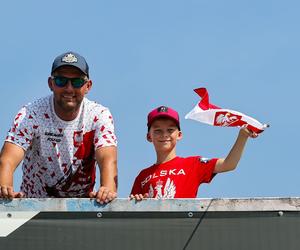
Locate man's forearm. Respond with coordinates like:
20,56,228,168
100,159,118,191
0,142,25,190
98,146,118,191
0,166,13,187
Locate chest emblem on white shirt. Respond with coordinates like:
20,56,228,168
73,130,83,147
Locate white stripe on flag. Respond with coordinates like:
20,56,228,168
185,88,268,133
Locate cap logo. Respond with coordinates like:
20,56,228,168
61,53,78,63
157,106,168,113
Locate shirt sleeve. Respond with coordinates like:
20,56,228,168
197,156,218,184
130,174,143,195
93,107,117,149
5,106,35,151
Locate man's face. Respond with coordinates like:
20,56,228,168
48,66,92,119
147,118,182,153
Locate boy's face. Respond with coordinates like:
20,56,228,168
147,118,182,153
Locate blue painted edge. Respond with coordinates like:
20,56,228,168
0,197,300,212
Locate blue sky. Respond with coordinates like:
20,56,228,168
0,0,299,198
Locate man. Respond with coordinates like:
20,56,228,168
0,51,117,204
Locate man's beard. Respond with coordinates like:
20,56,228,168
55,96,83,114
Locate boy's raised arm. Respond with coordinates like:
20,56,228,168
214,127,258,173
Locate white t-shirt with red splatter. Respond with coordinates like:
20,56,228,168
6,95,117,198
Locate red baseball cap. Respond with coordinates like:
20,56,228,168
147,106,180,130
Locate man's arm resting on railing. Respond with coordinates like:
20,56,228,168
0,142,25,199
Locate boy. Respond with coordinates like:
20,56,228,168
130,106,258,200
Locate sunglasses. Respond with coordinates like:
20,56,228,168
52,76,87,88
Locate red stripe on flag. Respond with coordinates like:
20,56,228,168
194,88,220,110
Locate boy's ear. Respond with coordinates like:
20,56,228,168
177,131,183,141
146,133,152,142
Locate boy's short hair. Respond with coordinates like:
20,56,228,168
147,106,180,131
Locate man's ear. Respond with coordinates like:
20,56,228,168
146,133,152,142
85,80,92,94
48,77,53,91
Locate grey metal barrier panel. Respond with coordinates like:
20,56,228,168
1,198,300,250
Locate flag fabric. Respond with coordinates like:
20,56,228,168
185,88,268,134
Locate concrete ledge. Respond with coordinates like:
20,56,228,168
1,197,300,250
1,197,300,212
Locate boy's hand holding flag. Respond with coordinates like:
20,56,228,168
185,88,269,134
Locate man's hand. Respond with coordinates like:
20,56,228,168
0,185,25,199
89,186,117,204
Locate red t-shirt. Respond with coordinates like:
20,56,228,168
130,156,218,198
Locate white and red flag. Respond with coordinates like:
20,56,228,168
185,88,268,134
